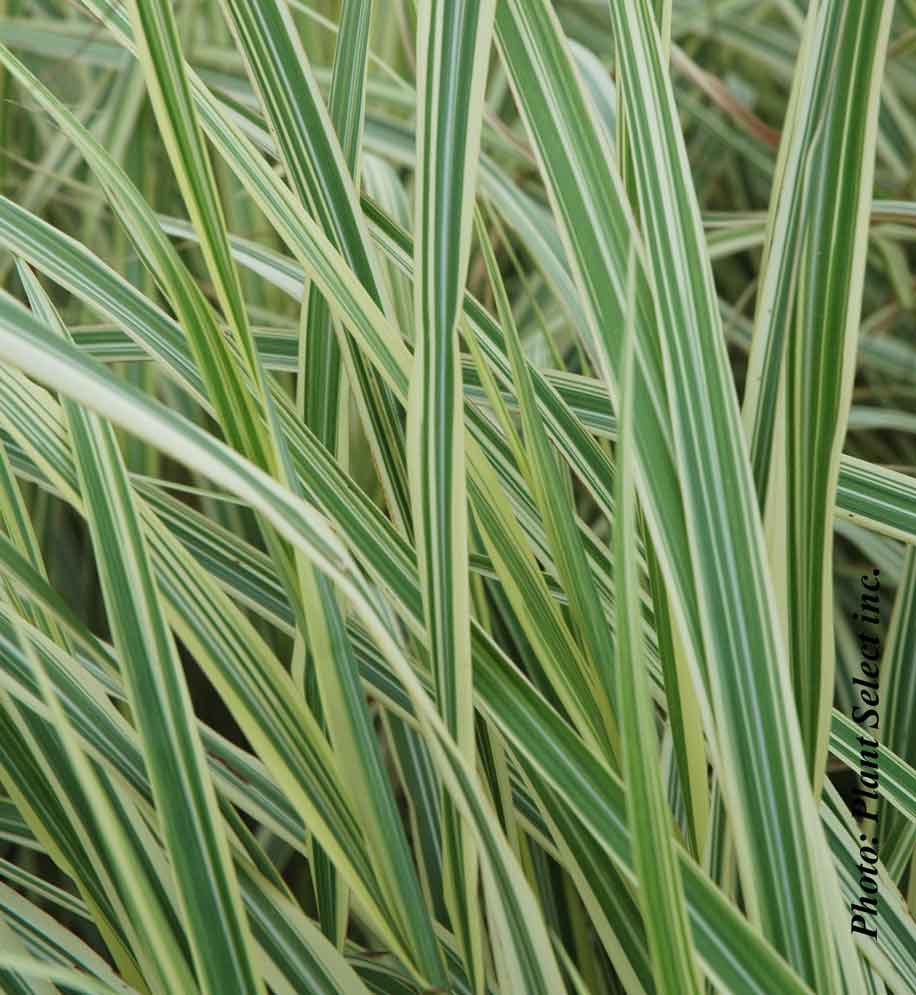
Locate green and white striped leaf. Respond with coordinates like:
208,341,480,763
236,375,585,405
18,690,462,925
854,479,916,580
614,249,701,992
18,265,262,995
410,3,494,984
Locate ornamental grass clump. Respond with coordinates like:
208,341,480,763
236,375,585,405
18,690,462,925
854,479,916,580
0,1,912,993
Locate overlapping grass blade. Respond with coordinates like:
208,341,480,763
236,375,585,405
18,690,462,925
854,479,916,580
613,249,701,992
217,0,365,949
495,2,864,986
409,3,493,982
473,208,618,750
1,30,446,982
0,312,443,983
18,265,261,995
750,1,892,784
217,0,410,528
0,287,568,995
0,3,911,992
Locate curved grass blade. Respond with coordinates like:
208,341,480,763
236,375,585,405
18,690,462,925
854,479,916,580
19,265,263,995
0,333,442,982
769,1,892,784
0,290,566,995
1,33,446,981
